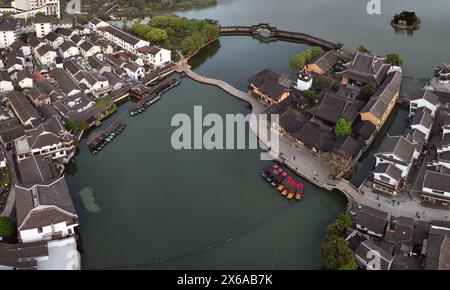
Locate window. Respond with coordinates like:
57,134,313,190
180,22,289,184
38,227,43,233
380,175,391,183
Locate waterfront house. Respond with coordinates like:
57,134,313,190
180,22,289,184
295,66,313,91
79,40,101,58
44,32,63,49
375,135,416,179
0,71,14,92
248,69,290,105
13,116,75,163
5,90,41,128
306,50,339,75
59,40,80,59
355,240,393,270
409,89,439,117
410,107,433,140
14,176,79,244
360,71,402,128
355,205,389,238
422,170,450,206
337,52,391,87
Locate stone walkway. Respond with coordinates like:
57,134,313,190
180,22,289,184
181,61,364,203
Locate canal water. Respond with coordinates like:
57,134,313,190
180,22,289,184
66,0,450,269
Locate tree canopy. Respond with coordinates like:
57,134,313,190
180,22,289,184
386,53,404,66
289,46,323,71
358,82,377,100
320,235,358,270
393,11,421,28
357,45,371,54
326,213,353,237
0,217,15,238
131,15,220,56
335,118,352,138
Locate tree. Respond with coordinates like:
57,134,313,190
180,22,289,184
288,47,323,72
146,28,168,42
331,82,340,93
326,213,353,237
320,235,357,270
357,44,371,54
303,90,317,100
76,14,89,24
358,82,376,100
65,118,89,132
386,53,404,66
289,54,305,71
335,118,351,138
0,217,15,238
99,12,111,21
312,76,330,92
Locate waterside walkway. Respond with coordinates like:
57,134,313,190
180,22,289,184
178,60,450,221
178,60,363,203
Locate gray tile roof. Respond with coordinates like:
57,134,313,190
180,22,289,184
0,241,48,269
423,170,450,193
50,68,81,94
377,135,416,165
411,106,433,129
15,176,78,231
5,91,40,126
338,52,391,85
15,154,60,187
361,71,402,120
59,40,78,52
355,240,393,270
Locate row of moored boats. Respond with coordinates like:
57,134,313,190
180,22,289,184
129,79,181,117
88,122,127,155
261,164,304,201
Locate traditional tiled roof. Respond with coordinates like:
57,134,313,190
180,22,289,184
15,176,78,231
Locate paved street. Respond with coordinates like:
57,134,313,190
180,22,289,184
181,61,449,221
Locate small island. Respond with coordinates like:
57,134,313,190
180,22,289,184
391,11,421,30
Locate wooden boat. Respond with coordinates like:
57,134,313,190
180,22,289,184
287,193,294,200
281,189,288,196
